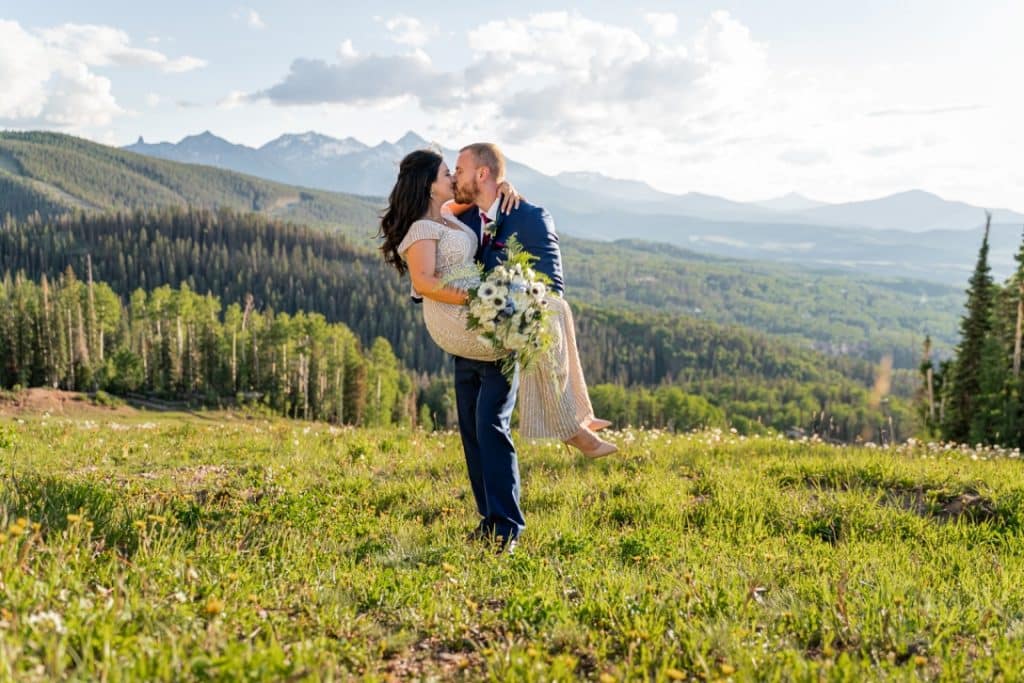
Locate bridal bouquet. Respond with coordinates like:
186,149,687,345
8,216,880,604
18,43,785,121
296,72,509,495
453,237,555,381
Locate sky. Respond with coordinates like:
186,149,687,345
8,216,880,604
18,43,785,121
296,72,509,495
2,1,1022,209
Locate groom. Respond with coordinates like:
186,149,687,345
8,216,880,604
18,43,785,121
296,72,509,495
452,143,564,554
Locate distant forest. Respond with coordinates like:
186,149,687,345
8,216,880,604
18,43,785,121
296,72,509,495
0,208,915,440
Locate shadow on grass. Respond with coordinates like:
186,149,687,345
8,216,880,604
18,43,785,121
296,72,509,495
0,474,141,555
775,464,1023,529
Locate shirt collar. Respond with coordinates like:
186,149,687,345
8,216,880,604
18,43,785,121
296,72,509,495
483,196,502,223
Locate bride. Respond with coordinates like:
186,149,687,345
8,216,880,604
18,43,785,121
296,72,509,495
378,148,617,457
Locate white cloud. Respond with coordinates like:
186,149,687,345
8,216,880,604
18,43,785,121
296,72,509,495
241,8,1022,209
232,8,266,30
218,90,248,110
145,93,161,107
382,15,437,47
164,56,207,73
39,24,206,73
252,50,458,109
337,39,358,59
644,12,678,38
251,10,767,146
0,20,204,130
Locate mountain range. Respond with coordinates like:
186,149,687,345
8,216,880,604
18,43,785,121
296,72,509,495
124,130,1024,284
126,130,1024,230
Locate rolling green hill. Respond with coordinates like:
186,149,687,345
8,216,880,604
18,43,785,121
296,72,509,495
0,131,379,232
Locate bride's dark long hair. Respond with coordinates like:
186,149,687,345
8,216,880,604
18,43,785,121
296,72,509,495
379,149,443,276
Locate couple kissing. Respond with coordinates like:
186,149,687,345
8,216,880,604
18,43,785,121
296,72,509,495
379,142,616,553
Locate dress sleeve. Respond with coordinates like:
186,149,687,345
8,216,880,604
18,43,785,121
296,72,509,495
397,220,443,258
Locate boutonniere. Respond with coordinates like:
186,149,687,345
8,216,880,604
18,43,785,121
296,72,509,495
482,215,502,248
483,218,498,240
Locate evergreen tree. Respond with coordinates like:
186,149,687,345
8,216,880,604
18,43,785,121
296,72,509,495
943,214,996,443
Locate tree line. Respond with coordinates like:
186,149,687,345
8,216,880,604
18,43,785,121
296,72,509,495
0,268,413,426
0,207,917,440
920,214,1024,447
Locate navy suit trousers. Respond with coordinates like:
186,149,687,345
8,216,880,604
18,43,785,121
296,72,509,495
453,356,524,542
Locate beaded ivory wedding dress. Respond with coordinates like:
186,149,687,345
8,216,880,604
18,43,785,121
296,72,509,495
398,210,595,440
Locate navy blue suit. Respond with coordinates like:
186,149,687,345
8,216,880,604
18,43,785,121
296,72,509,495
453,199,564,543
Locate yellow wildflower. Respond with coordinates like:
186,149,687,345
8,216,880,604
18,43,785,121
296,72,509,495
204,597,224,616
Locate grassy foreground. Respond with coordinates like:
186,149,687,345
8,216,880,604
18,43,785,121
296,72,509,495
1,417,1023,681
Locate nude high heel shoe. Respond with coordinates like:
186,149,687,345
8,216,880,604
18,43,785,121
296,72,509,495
565,425,618,459
588,418,612,432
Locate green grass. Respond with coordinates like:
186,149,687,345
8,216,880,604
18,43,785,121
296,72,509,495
1,418,1024,681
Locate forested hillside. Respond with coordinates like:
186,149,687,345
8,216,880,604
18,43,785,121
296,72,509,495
564,238,960,367
0,131,378,230
0,207,915,439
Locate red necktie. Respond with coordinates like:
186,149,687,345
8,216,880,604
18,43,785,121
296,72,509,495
480,211,491,247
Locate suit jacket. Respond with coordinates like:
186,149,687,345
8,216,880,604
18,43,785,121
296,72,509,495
458,198,565,295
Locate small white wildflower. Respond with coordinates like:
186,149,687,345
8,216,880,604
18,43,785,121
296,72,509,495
28,611,66,634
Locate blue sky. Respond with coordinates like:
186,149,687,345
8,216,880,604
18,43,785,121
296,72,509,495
2,1,1021,208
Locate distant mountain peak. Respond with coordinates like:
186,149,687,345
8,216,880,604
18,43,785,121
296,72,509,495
179,130,234,147
754,191,829,212
396,130,427,147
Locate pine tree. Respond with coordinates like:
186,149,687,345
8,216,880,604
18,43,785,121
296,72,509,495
943,214,996,443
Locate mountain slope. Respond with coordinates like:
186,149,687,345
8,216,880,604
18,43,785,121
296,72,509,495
0,131,380,232
122,129,1024,231
755,192,828,212
798,189,1024,231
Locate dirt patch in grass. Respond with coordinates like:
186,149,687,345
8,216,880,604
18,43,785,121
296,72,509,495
789,472,999,524
881,487,997,523
380,634,486,681
0,388,137,418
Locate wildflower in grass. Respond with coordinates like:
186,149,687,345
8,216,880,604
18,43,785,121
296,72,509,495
27,610,66,634
666,669,686,681
66,513,83,523
204,597,224,615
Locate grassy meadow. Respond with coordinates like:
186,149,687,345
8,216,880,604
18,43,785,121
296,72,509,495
1,414,1024,681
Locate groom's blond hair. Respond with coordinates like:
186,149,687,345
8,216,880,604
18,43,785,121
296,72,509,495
460,143,506,181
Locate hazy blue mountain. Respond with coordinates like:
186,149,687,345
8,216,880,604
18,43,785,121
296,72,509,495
258,131,368,160
797,189,1024,232
553,205,1022,286
121,129,1024,282
554,171,673,203
754,192,829,212
125,129,1022,231
127,131,286,181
